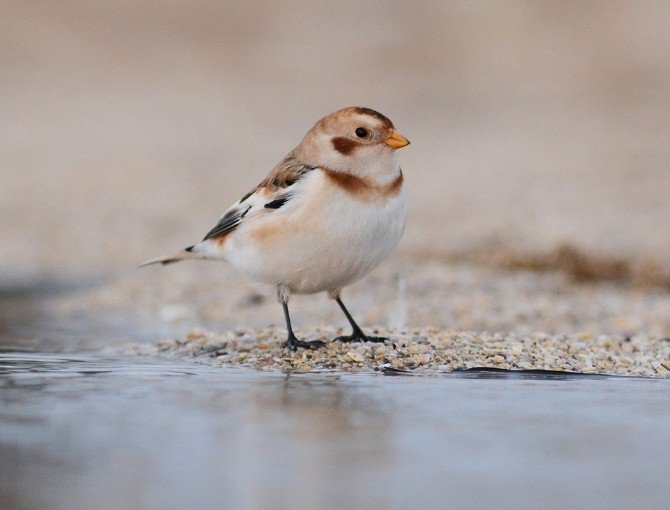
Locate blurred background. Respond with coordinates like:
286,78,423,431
2,0,669,286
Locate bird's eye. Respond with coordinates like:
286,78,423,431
355,127,368,138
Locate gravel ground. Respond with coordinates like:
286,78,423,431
122,327,670,378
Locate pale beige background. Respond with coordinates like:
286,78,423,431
2,0,669,282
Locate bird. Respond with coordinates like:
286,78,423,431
141,107,410,350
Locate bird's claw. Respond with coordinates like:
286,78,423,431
334,330,388,344
281,336,327,351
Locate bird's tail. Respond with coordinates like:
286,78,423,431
139,246,199,267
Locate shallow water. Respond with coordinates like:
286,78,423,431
1,351,669,510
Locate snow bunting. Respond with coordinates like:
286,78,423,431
141,107,410,350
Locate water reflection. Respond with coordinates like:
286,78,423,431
1,354,669,509
226,375,396,509
0,355,399,509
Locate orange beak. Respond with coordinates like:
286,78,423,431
385,130,410,149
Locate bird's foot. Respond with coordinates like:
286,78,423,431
281,335,326,351
334,329,388,344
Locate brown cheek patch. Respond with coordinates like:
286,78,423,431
331,137,360,155
323,169,403,201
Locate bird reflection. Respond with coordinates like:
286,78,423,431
235,374,395,508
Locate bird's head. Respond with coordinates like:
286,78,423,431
295,107,409,177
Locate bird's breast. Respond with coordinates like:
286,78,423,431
224,169,407,293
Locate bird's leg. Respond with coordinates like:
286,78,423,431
278,286,325,351
334,296,388,343
281,302,326,350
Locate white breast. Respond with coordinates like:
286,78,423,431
222,169,407,294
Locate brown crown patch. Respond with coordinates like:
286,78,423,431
331,136,361,155
322,168,403,201
351,107,394,129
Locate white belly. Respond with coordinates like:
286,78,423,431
222,171,407,294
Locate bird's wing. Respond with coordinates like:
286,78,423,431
201,153,315,242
